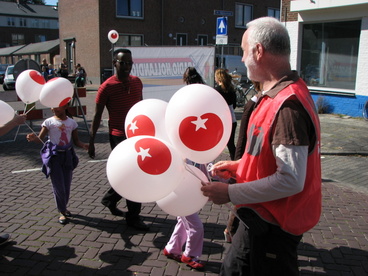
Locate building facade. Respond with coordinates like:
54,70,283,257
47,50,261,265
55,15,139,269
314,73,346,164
57,0,280,85
0,1,59,64
282,0,368,117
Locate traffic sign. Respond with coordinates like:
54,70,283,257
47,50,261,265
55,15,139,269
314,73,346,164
217,17,227,35
214,10,233,17
216,35,228,45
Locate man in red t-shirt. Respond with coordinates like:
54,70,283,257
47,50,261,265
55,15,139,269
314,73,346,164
89,49,148,231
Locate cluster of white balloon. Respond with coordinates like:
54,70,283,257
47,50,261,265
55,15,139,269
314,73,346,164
0,70,74,132
106,84,232,216
16,69,74,108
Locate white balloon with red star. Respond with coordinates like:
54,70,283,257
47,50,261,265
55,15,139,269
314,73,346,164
106,135,185,203
156,164,208,217
165,84,232,164
125,98,170,141
15,69,46,104
39,77,74,108
108,30,119,44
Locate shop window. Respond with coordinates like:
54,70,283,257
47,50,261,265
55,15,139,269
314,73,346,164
301,20,361,90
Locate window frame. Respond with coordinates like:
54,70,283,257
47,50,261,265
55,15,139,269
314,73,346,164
235,3,253,28
116,0,144,19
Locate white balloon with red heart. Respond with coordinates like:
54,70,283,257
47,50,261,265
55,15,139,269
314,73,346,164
125,99,170,141
0,100,15,126
108,30,119,44
106,135,185,203
156,164,208,217
165,84,232,164
39,77,74,108
15,69,46,104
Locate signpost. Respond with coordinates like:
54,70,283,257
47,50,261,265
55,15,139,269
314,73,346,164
216,16,228,68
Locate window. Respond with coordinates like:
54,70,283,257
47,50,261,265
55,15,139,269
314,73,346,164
267,8,280,20
7,17,15,26
197,35,208,46
117,0,143,18
19,18,27,27
35,35,46,42
300,20,361,90
235,4,252,28
12,34,25,45
176,34,187,46
116,34,143,46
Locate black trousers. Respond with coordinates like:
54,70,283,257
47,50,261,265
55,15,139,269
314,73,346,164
101,134,142,222
220,208,302,276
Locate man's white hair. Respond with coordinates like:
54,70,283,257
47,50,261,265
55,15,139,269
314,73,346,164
246,17,290,56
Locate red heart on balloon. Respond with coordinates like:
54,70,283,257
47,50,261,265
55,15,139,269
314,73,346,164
59,97,72,107
111,33,118,39
126,115,155,138
135,138,172,175
179,113,223,151
29,70,46,85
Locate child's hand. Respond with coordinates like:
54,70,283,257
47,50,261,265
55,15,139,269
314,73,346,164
82,143,89,151
26,133,36,142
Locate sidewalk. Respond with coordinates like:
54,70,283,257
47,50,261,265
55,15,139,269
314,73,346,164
0,92,367,275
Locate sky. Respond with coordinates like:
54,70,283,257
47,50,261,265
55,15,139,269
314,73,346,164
44,0,58,6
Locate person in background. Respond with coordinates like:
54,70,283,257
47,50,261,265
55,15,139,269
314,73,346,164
88,48,149,231
75,64,87,87
59,58,69,78
162,67,207,270
0,114,26,245
201,17,322,275
48,64,55,80
183,67,205,85
27,104,88,225
214,68,237,161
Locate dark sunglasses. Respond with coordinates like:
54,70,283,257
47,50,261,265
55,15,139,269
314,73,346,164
116,60,134,66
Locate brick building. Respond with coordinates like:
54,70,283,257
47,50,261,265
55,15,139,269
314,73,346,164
0,1,59,64
57,0,280,84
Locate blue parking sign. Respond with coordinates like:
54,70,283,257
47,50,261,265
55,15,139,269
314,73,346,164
217,17,227,35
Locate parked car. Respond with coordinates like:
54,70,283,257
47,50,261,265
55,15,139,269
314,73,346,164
3,65,15,90
0,64,10,84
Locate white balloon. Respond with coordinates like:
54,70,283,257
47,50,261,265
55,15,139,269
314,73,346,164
106,135,185,203
165,84,232,164
108,30,119,44
15,69,45,104
0,100,15,126
125,99,169,141
156,164,208,217
39,77,74,108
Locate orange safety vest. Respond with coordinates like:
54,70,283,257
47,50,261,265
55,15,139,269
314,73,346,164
236,79,321,235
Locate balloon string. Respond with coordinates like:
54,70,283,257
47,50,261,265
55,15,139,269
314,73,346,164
184,162,212,183
224,203,249,230
184,163,249,229
24,105,35,115
24,122,45,145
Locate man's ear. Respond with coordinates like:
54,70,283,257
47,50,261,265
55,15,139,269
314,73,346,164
255,43,264,60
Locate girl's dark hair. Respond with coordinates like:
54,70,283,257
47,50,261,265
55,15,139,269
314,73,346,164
183,67,205,85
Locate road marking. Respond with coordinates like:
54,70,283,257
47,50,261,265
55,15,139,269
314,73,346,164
12,168,41,174
88,159,108,163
